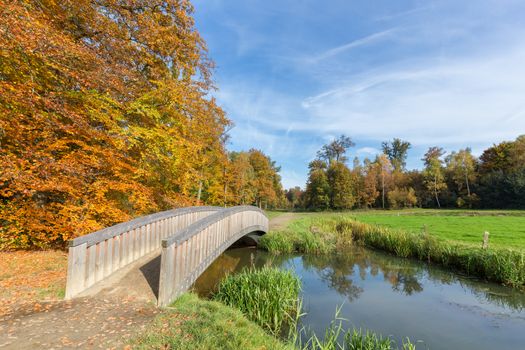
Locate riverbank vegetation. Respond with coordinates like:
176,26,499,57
260,214,525,288
213,267,301,336
350,210,525,249
285,135,525,211
132,269,416,349
131,293,292,350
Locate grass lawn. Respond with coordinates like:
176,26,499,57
265,210,288,219
130,293,292,350
347,209,525,250
274,209,525,250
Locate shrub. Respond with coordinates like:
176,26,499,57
213,267,301,336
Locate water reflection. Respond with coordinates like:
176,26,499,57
193,246,525,350
194,246,525,312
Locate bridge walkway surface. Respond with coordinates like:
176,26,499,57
0,210,294,349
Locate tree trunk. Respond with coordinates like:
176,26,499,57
434,175,441,208
223,166,227,207
197,180,202,203
381,171,385,209
465,171,471,197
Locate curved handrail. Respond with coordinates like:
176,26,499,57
162,205,266,247
70,206,221,247
65,206,221,299
158,205,268,306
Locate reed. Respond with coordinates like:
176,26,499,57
335,218,525,288
300,306,416,350
213,267,301,336
259,227,330,255
261,215,525,288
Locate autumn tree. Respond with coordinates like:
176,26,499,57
317,135,355,163
327,161,356,209
422,147,447,208
445,148,478,207
361,159,381,208
304,160,330,210
285,187,304,209
477,135,525,208
247,149,283,209
381,138,411,172
376,154,393,209
387,187,417,209
0,0,286,248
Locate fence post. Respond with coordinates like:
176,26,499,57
482,231,490,249
158,243,176,307
65,242,87,299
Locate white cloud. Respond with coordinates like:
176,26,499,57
357,147,381,156
309,29,397,63
195,0,525,186
299,44,525,146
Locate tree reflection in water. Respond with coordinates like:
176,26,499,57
301,247,424,301
193,246,525,312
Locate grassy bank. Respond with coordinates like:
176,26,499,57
351,210,525,249
260,214,525,288
342,219,525,288
212,268,415,349
130,293,293,350
131,268,415,350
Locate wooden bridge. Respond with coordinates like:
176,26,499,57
65,206,268,306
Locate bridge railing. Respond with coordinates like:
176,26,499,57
158,206,268,306
65,206,220,299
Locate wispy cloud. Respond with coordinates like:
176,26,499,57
309,29,397,63
373,6,431,22
193,0,525,187
300,44,525,145
357,147,381,156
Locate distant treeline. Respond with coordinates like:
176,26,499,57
286,135,525,210
0,1,283,249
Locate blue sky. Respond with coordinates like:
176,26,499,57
192,0,525,189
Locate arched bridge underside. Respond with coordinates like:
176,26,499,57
65,206,268,306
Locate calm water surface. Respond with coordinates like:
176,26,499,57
193,246,525,350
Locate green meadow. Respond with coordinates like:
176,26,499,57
348,209,525,249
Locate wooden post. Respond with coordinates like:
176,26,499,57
482,231,490,249
65,242,87,299
158,244,175,307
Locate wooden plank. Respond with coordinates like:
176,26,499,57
140,225,146,257
86,244,97,288
174,243,182,292
105,238,113,277
113,235,120,272
158,244,175,307
95,242,104,283
65,243,87,299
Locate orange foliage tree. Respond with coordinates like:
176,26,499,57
0,0,282,249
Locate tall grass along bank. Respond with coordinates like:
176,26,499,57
130,293,292,350
132,269,416,349
342,219,525,288
260,216,525,289
303,312,416,350
213,267,301,336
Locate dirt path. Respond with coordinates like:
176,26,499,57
0,295,159,349
269,212,299,230
0,213,299,349
0,250,163,349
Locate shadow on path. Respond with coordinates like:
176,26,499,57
139,255,161,300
